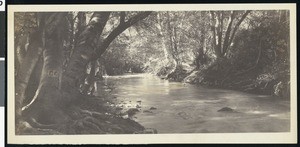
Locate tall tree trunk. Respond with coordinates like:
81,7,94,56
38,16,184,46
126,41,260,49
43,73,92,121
210,11,221,58
22,13,68,125
196,26,206,68
157,13,169,61
224,10,251,55
23,56,43,106
222,11,235,55
15,30,43,121
73,12,86,48
15,34,29,67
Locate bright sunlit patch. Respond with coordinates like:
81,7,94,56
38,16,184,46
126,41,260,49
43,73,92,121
268,113,290,119
209,117,224,120
247,110,268,114
105,73,152,79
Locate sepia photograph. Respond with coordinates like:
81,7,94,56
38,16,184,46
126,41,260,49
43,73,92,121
7,4,297,144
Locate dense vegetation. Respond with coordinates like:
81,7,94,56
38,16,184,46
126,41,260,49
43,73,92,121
14,10,290,134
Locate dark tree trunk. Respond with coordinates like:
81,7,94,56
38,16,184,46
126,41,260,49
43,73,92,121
15,30,43,121
62,12,110,98
81,60,97,95
23,56,43,106
21,13,68,125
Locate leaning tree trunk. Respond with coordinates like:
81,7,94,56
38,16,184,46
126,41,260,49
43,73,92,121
62,11,151,95
61,12,110,101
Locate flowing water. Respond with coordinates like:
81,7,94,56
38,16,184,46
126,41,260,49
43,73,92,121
98,74,290,133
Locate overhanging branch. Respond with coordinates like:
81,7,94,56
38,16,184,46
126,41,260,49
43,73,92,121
96,11,152,57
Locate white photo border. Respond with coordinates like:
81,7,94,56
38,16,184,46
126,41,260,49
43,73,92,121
7,4,297,144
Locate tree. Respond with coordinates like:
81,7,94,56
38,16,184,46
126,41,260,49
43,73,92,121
210,10,251,58
16,11,151,133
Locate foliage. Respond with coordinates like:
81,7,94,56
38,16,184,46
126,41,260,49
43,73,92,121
185,10,290,98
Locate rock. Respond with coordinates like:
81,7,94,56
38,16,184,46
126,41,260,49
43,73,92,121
126,108,140,117
273,81,289,98
177,111,191,119
143,128,158,134
143,110,153,113
136,105,141,108
217,107,234,112
149,107,157,110
134,128,158,134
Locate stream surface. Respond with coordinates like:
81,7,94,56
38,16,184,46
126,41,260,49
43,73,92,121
99,74,290,133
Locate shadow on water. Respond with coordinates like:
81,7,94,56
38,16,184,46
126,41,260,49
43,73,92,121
96,74,290,133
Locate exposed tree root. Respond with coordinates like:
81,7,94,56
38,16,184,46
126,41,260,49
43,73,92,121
18,94,145,135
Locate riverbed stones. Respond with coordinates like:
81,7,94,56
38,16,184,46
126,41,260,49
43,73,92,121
126,108,140,118
217,107,235,112
177,111,192,119
150,107,157,110
143,128,158,134
143,110,153,113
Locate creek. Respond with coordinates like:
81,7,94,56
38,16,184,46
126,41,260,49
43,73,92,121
97,74,290,133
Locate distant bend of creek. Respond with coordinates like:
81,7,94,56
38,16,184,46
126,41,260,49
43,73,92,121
96,74,290,133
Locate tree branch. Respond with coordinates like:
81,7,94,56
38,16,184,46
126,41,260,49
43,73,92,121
119,12,126,25
217,12,223,54
225,10,251,54
96,11,152,57
222,11,236,55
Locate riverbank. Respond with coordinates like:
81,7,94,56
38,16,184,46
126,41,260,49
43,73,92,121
164,58,290,99
18,82,151,135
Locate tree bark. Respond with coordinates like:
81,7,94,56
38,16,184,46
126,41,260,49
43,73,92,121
224,10,251,55
156,13,169,61
15,31,43,120
217,12,223,54
210,11,221,58
62,12,110,98
22,13,68,125
222,11,235,55
81,60,97,95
